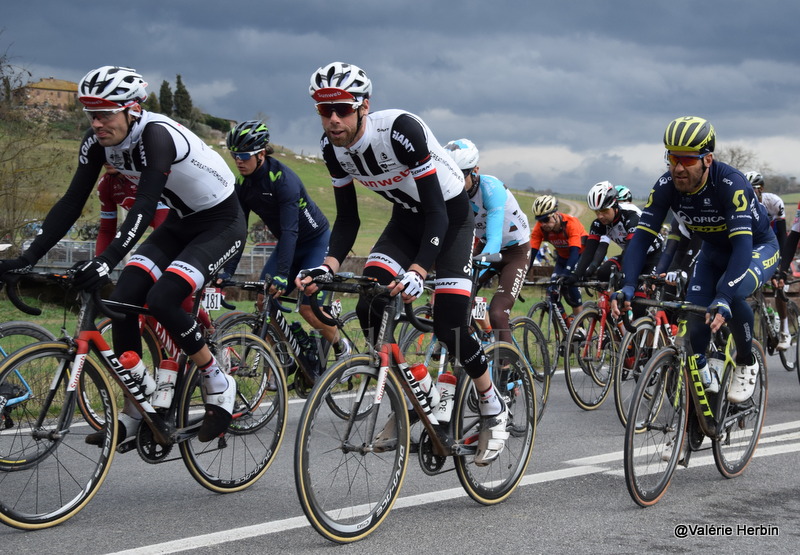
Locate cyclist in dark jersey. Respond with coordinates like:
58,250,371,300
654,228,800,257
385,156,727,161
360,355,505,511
220,120,348,359
296,61,506,466
0,66,245,446
613,116,778,404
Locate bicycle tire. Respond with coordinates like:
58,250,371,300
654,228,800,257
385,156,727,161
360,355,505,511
84,318,163,431
509,316,550,423
614,316,669,428
564,307,614,410
623,345,687,507
712,339,768,478
213,310,257,337
179,332,287,492
339,310,371,355
454,341,536,504
295,353,410,543
0,342,116,529
781,300,798,373
0,321,56,356
527,301,561,375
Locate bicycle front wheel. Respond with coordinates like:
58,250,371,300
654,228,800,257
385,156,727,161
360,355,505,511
564,308,614,410
0,342,116,529
623,346,686,507
295,354,410,543
454,342,536,504
509,316,550,423
179,332,287,492
712,340,768,478
614,316,668,428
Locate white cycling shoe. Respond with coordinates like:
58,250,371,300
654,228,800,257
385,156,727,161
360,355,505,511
474,401,509,467
198,374,237,442
727,359,758,404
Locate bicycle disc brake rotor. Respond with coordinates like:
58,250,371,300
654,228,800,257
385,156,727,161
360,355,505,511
418,429,448,475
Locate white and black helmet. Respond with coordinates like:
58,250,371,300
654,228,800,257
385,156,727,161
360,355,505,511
587,181,618,210
78,66,148,110
309,62,372,103
745,170,764,188
443,138,480,170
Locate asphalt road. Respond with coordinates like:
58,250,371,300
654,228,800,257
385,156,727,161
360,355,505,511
1,352,799,554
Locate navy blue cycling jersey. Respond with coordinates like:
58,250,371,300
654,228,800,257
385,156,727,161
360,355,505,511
623,160,772,302
231,156,328,279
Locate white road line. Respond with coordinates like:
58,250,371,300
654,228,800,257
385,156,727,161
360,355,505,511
109,426,800,554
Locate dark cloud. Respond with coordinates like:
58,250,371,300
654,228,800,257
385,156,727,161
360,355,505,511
4,0,800,196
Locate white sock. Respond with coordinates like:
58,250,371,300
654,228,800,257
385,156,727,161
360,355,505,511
478,385,503,416
200,357,229,393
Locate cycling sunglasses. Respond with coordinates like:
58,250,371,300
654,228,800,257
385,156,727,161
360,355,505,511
665,151,708,167
316,102,361,118
230,150,262,161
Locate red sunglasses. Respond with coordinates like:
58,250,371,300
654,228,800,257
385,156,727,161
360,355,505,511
316,102,360,118
666,151,707,167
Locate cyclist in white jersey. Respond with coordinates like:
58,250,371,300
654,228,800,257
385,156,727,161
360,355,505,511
0,66,245,447
297,62,507,466
747,170,790,350
443,138,530,346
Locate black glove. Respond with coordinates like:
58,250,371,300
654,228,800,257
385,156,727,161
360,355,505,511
297,264,334,284
562,273,578,286
584,263,598,278
71,258,112,292
0,257,32,278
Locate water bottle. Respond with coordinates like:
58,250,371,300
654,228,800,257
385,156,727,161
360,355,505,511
435,372,458,423
119,351,156,396
410,363,440,410
152,359,179,409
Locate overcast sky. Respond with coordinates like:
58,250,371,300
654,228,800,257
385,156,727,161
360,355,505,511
4,0,800,197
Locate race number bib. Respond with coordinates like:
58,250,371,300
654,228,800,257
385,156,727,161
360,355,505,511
471,296,487,320
201,288,222,311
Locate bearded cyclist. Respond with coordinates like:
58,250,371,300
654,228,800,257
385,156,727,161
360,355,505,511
612,116,778,403
296,61,506,466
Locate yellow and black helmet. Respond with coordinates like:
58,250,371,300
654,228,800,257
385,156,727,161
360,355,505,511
532,195,558,219
663,116,715,154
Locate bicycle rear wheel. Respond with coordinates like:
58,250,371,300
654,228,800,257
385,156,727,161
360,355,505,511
614,316,668,428
623,346,686,507
527,301,561,376
180,332,287,492
0,343,116,529
712,340,767,478
454,342,536,504
564,308,614,410
295,354,410,543
509,316,550,423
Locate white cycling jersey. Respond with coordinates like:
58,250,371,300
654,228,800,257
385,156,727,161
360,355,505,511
324,109,464,211
758,191,785,223
103,111,235,217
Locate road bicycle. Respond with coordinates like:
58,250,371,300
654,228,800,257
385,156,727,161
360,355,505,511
400,256,550,422
748,281,799,374
0,271,287,529
213,278,360,397
623,297,767,507
613,274,682,428
294,273,536,543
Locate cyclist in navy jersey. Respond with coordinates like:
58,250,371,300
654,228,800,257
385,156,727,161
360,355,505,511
612,116,778,404
296,62,507,466
220,120,348,359
443,138,531,346
0,66,245,447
